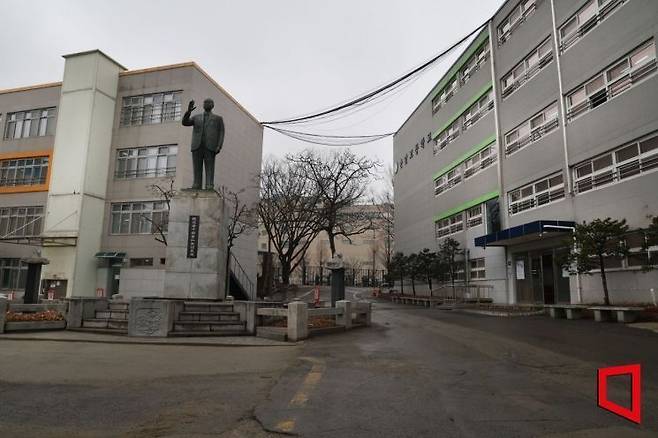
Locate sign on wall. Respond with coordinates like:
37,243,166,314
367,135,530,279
187,215,200,258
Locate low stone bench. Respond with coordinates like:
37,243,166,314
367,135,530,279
545,304,589,320
588,306,644,323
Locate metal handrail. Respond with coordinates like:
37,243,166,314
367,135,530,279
230,252,254,299
505,117,559,156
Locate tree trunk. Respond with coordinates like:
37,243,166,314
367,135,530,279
411,276,416,296
328,232,336,257
599,254,611,306
427,274,432,294
400,273,404,295
281,260,291,285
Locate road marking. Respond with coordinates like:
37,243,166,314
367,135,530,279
289,357,325,407
275,419,295,433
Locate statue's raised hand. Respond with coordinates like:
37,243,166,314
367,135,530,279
188,100,196,112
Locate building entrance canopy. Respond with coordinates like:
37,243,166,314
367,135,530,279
474,220,575,248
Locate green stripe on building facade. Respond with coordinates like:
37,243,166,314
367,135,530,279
432,82,493,139
429,31,490,101
433,190,500,222
432,134,496,180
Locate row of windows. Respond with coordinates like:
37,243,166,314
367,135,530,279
508,172,565,215
0,206,44,238
3,107,56,140
497,0,623,54
497,0,538,45
560,0,626,53
431,38,491,114
501,37,553,99
0,259,27,291
504,102,559,156
0,156,49,187
110,201,169,235
434,142,497,196
566,40,656,121
115,145,178,179
120,91,182,127
435,204,486,238
433,89,494,154
573,132,658,194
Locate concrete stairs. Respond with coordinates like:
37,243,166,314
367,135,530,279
75,301,129,335
170,301,248,337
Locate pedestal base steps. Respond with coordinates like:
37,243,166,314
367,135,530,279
170,301,248,336
75,301,129,335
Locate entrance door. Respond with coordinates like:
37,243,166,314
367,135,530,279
542,253,555,304
531,256,544,303
555,249,571,303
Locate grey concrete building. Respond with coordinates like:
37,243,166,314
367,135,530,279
0,50,262,300
394,0,658,305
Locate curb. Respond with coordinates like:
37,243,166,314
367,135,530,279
0,334,296,348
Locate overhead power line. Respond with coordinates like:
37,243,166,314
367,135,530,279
262,20,488,127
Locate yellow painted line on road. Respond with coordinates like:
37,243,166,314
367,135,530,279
272,357,325,433
290,357,326,407
275,419,295,433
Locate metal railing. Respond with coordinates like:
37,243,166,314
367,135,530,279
567,59,657,121
114,167,176,179
431,283,493,302
501,51,553,99
559,0,626,53
574,153,658,194
505,117,559,156
497,1,540,46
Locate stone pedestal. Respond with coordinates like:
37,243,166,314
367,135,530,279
128,298,176,337
164,190,228,300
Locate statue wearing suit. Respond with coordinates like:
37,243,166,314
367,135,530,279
182,98,225,190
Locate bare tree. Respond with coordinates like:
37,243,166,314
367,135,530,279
291,149,381,257
144,180,176,246
258,157,322,285
372,170,395,275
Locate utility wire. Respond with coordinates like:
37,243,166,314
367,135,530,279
262,20,488,126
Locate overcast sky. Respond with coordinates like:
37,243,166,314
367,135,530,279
0,0,503,187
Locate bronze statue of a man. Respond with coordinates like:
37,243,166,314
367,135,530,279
182,98,225,190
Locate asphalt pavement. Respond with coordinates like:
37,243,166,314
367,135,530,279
1,287,657,437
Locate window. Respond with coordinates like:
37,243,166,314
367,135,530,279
435,212,464,238
505,102,559,155
460,39,491,86
508,172,565,215
469,258,486,279
130,258,153,267
559,0,627,52
120,91,182,127
567,40,656,121
0,206,44,238
464,143,497,178
110,201,169,235
498,0,537,45
115,145,178,179
0,259,27,291
431,77,458,113
501,37,553,99
0,156,49,187
463,89,494,131
466,205,484,227
573,132,658,194
4,107,56,140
